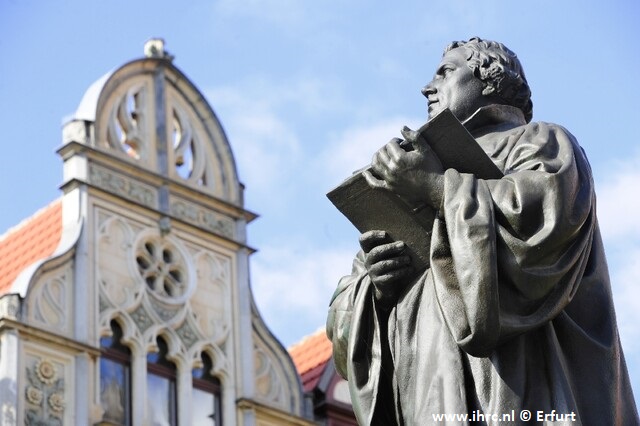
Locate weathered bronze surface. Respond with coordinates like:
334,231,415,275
327,37,639,425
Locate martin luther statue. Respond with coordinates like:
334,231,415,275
327,37,639,425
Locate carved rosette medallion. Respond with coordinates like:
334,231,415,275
26,387,43,405
134,235,192,304
35,360,57,385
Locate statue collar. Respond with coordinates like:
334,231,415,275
462,105,527,136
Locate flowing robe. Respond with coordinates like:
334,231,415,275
327,106,638,425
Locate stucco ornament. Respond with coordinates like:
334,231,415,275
47,393,65,413
25,356,65,425
135,236,189,301
25,387,44,406
35,360,57,385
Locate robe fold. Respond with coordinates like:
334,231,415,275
327,106,638,425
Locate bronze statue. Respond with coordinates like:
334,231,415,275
327,38,639,425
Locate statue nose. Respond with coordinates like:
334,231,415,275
421,85,436,97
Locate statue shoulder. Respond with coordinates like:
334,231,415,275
501,120,587,175
521,120,578,143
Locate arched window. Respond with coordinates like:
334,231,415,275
147,337,177,425
99,320,131,425
192,352,222,425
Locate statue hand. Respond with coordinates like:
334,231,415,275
363,127,445,210
359,230,413,308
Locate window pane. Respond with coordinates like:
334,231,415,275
192,352,221,425
192,388,217,426
147,373,175,426
100,358,129,424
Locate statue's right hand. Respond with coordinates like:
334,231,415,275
359,230,413,306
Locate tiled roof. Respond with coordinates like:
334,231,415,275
0,200,63,295
289,328,333,392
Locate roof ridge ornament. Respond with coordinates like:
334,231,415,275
144,38,174,61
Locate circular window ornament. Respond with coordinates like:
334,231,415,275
133,232,193,304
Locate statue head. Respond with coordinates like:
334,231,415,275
423,37,533,123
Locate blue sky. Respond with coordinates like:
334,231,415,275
2,0,640,396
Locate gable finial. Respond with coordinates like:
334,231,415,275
144,38,174,61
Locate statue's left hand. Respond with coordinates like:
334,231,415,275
363,126,445,210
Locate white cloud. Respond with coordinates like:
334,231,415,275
205,86,302,195
213,0,307,30
315,116,422,187
250,244,356,346
596,156,640,242
594,153,640,389
275,78,347,116
612,247,640,355
204,76,364,207
209,76,349,117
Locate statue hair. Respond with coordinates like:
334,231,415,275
445,37,533,123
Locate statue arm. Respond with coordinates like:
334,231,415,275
326,250,368,379
431,122,596,356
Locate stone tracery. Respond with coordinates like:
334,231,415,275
107,83,148,161
135,237,187,300
85,61,241,204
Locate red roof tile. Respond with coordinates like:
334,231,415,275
0,200,63,295
289,328,333,392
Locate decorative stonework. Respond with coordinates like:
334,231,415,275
47,393,65,413
95,207,234,390
98,293,111,313
30,264,73,335
98,215,140,308
190,252,231,342
175,316,199,350
25,357,65,426
171,104,205,183
89,164,157,208
167,92,231,198
0,294,21,320
61,119,92,146
77,56,243,203
106,83,150,161
34,360,57,385
129,305,154,334
148,297,180,323
134,236,189,302
170,198,235,239
26,386,43,405
254,344,285,408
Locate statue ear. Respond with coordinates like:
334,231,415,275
482,85,496,96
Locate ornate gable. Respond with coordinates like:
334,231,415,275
0,40,311,425
69,42,241,204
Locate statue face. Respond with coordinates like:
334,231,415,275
422,47,488,122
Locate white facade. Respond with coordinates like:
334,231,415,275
0,42,312,426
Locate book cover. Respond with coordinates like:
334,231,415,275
327,108,502,272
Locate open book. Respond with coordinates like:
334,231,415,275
326,108,503,273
